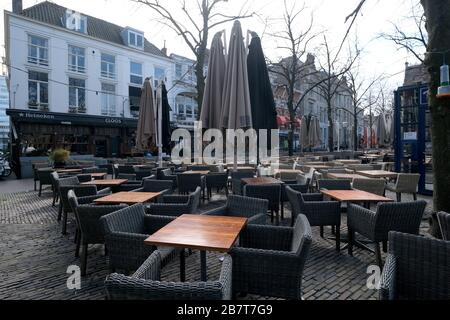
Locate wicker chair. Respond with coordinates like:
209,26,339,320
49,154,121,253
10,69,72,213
36,168,55,197
322,168,348,179
135,171,154,181
386,174,420,202
105,251,232,300
318,179,352,191
353,178,386,196
76,174,93,183
50,171,70,206
380,232,450,300
99,164,115,178
286,186,341,250
177,173,205,200
205,172,229,199
116,165,135,178
202,195,268,225
82,167,107,174
160,169,178,188
132,179,174,196
60,183,111,235
244,184,281,225
68,190,126,276
100,204,177,273
230,215,312,300
146,187,201,217
56,176,80,220
33,163,51,191
231,170,255,196
280,183,309,219
347,201,427,267
437,211,450,240
188,165,210,171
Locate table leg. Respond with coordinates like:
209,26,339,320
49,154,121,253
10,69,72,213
180,249,186,282
200,251,207,282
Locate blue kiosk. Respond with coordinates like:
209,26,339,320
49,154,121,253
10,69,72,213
394,84,433,196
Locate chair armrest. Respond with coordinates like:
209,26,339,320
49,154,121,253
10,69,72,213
202,206,227,216
302,193,324,202
240,225,292,251
97,188,112,196
379,254,397,300
163,195,189,204
247,214,267,225
347,204,377,237
77,194,105,205
133,251,162,281
130,187,144,193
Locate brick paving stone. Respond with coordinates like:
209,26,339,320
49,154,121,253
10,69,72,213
0,188,433,300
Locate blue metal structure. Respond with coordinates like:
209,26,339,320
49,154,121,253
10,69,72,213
394,84,433,196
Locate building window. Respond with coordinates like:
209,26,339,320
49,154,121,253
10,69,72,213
28,35,48,66
130,62,143,85
129,86,141,118
69,78,86,111
68,45,85,73
128,31,144,49
101,83,116,116
101,53,116,79
65,10,87,33
154,67,165,87
175,64,182,78
28,71,48,110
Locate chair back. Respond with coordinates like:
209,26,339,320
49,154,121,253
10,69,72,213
291,214,313,256
205,172,228,187
230,170,254,180
117,165,136,176
386,232,450,300
117,173,137,181
177,174,202,194
188,165,210,171
227,195,268,217
82,167,107,174
282,183,309,203
373,201,427,240
99,164,114,175
101,204,146,235
318,179,352,190
353,178,386,196
187,187,202,213
142,179,174,193
437,211,450,241
395,174,420,193
76,174,92,183
244,184,281,211
37,168,54,185
135,170,154,181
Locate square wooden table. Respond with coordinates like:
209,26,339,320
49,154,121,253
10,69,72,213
94,192,162,205
327,173,369,180
56,169,82,174
321,189,394,204
145,215,248,281
242,177,283,186
356,170,399,179
182,170,210,175
82,179,128,191
90,173,108,180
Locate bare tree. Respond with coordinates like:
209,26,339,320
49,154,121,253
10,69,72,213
268,1,320,156
133,0,254,118
379,2,428,63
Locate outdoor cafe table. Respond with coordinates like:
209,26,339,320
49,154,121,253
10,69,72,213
56,168,82,174
241,177,284,186
356,170,399,179
90,173,107,180
321,189,394,207
82,179,128,192
302,164,333,171
327,173,369,180
334,160,362,165
182,170,210,175
94,191,162,205
144,214,248,282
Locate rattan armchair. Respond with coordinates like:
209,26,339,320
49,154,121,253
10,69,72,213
202,195,268,225
230,170,255,195
146,187,201,217
347,201,427,267
105,251,232,300
100,204,177,273
380,232,450,300
318,179,352,191
244,184,281,225
386,173,420,202
177,173,206,200
230,215,312,300
437,211,450,240
205,172,229,199
353,178,386,196
36,168,54,197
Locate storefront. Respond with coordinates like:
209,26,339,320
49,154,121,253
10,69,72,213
7,109,139,177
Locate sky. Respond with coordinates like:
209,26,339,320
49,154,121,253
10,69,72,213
0,0,425,92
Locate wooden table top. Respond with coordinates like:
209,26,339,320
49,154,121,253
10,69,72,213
94,192,162,205
274,169,304,174
356,170,399,179
90,173,108,179
321,189,394,203
144,214,248,252
335,160,362,164
182,170,210,175
56,169,82,174
242,177,283,186
327,173,369,180
82,179,128,187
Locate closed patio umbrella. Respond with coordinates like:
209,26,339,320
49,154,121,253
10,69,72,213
160,82,172,154
221,21,253,130
247,32,277,131
136,78,157,152
300,116,310,151
200,32,226,129
377,114,388,147
313,117,322,148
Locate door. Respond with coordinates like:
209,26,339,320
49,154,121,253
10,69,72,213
95,140,107,158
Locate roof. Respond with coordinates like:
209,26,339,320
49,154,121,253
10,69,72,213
404,63,430,86
19,1,167,58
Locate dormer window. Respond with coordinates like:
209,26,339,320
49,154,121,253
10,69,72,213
122,28,144,49
65,10,87,34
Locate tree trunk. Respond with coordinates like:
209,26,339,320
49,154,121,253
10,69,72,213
196,48,206,120
354,112,359,151
421,0,450,214
327,101,334,152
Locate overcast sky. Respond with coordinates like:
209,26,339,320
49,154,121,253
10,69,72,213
1,0,425,91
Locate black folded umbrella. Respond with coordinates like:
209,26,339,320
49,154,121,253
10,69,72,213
161,83,172,153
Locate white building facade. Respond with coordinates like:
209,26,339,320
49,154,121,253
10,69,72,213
0,76,10,151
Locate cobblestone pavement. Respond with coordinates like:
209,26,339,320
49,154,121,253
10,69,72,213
0,186,433,300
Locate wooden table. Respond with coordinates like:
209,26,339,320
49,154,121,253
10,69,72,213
334,160,362,165
321,189,393,204
145,214,248,281
82,179,128,191
327,173,369,180
182,170,210,175
242,177,283,186
56,169,82,174
94,192,162,205
90,173,107,180
356,170,399,179
302,165,333,170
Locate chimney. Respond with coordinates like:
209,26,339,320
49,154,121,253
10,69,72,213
161,40,167,56
12,0,23,14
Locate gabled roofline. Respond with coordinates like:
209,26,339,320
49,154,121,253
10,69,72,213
5,10,174,63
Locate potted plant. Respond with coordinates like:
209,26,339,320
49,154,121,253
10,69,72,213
49,149,71,168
